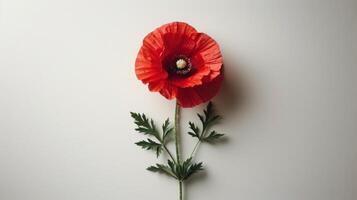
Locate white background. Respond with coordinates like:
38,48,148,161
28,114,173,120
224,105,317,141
1,0,357,200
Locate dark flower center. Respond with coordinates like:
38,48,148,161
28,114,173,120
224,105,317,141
165,55,192,76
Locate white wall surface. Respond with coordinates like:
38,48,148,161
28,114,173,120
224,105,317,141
1,0,357,200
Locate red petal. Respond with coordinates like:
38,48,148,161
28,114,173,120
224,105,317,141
135,22,224,103
171,33,223,88
159,82,178,100
160,22,198,51
191,33,223,80
170,67,211,88
135,22,199,91
161,22,197,37
176,73,223,108
146,22,198,57
148,80,165,92
135,48,168,84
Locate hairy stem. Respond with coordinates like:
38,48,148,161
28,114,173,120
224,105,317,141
179,181,183,200
174,101,183,200
174,102,181,164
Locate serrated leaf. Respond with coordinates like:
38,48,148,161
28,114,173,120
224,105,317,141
185,162,203,179
162,118,169,133
147,163,177,179
207,114,221,125
187,102,223,141
176,157,204,180
130,112,160,140
187,122,200,138
168,159,176,172
162,118,173,142
164,127,173,140
201,102,221,130
189,122,199,134
135,139,162,157
147,158,204,181
146,167,158,174
202,131,224,142
135,139,161,150
188,131,199,138
204,102,213,119
197,113,204,124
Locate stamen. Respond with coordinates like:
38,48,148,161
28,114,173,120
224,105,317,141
176,59,187,69
164,55,192,76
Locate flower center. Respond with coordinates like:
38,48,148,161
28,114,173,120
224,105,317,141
173,55,192,76
176,59,187,69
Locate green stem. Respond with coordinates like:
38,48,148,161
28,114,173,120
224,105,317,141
163,145,176,164
174,101,181,164
190,124,209,158
179,181,183,200
174,101,183,200
190,140,200,158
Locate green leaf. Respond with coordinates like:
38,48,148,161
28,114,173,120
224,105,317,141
185,161,203,179
179,157,204,180
147,165,160,172
167,159,177,178
187,102,222,140
204,101,213,119
197,113,205,124
130,112,160,140
147,158,204,181
147,163,177,179
162,118,173,142
174,157,204,180
191,102,222,139
202,130,224,142
200,102,221,131
135,139,162,157
188,122,200,138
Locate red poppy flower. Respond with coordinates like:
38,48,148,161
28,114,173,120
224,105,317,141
135,22,223,108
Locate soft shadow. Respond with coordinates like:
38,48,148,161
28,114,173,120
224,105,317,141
216,60,251,120
183,53,254,200
186,169,208,185
183,170,208,200
207,136,229,145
